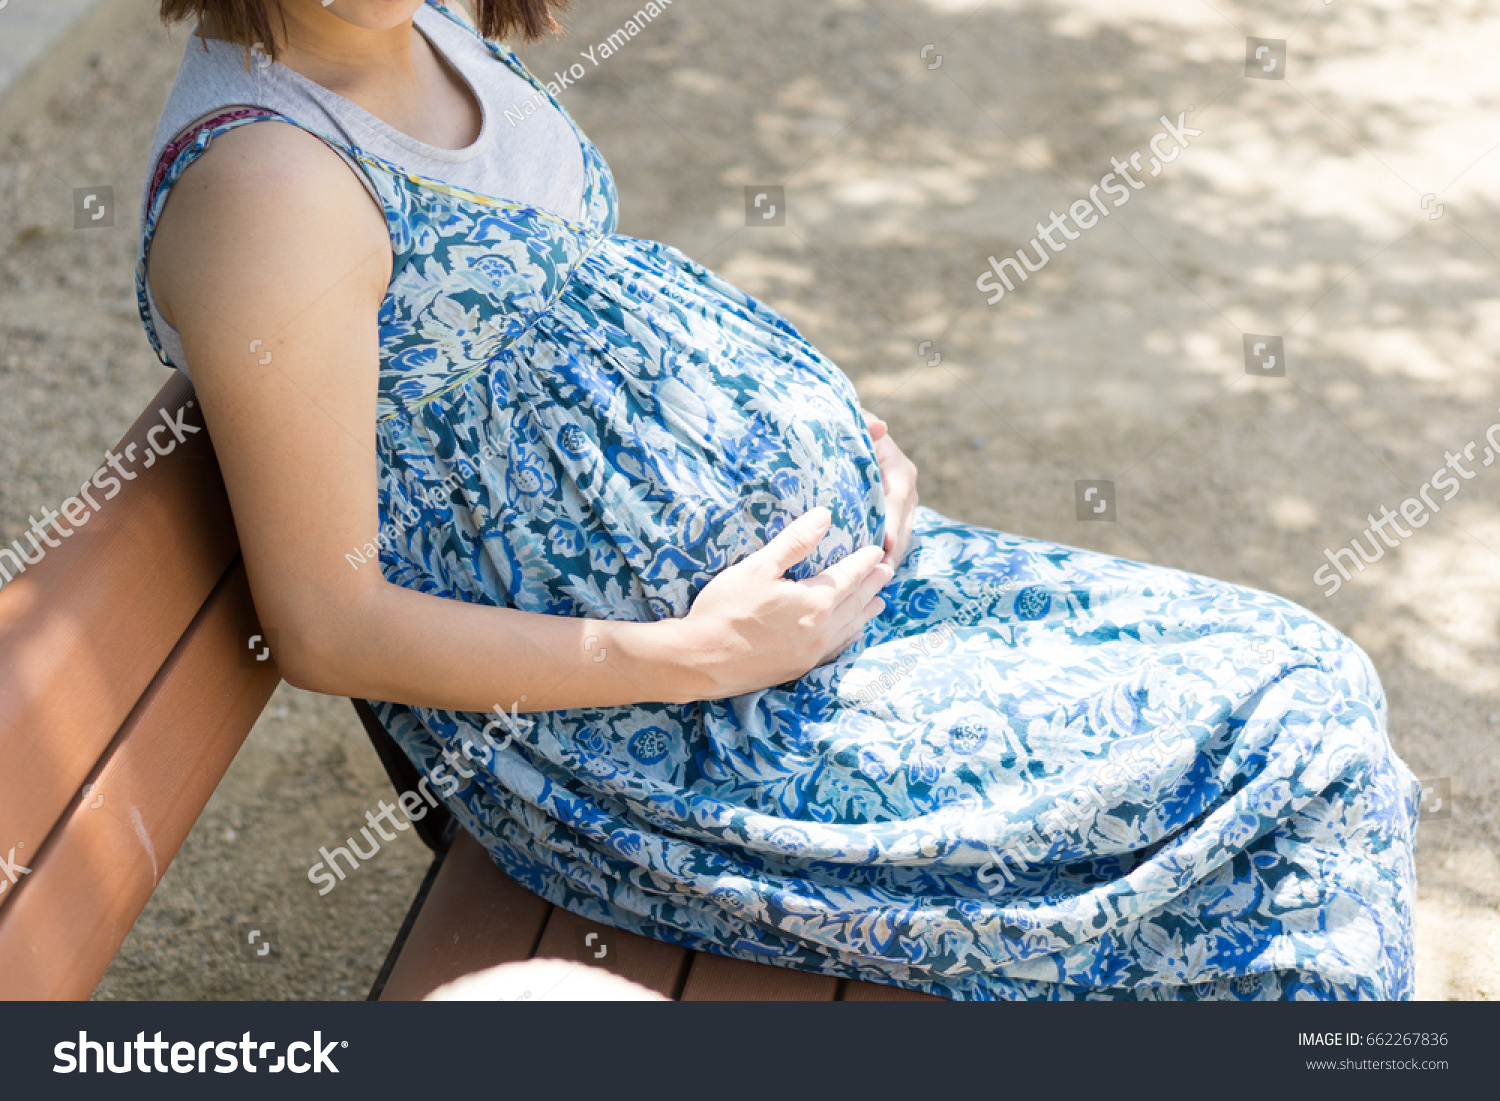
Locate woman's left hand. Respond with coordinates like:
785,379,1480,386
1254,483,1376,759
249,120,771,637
861,408,919,570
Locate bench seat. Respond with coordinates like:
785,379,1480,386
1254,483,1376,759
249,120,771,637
375,830,936,1001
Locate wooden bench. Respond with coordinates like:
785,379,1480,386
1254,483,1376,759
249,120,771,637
0,374,935,1002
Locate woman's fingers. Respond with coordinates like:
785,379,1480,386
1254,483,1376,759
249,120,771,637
821,555,892,656
818,591,887,665
881,482,915,567
804,544,888,601
871,428,919,568
754,507,832,576
838,566,890,627
687,509,898,692
859,557,895,601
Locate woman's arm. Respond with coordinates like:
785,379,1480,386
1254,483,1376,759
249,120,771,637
148,123,890,714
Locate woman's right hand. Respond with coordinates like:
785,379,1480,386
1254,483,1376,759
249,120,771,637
667,508,893,701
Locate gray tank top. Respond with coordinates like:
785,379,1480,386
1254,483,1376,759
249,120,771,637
139,1,586,377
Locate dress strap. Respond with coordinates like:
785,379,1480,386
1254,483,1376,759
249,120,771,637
145,106,280,214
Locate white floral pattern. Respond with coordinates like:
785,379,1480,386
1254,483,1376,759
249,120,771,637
135,1,1419,1000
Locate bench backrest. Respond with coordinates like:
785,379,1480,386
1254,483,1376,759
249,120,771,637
0,373,280,999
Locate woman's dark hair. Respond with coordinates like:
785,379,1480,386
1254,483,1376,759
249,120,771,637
159,1,567,60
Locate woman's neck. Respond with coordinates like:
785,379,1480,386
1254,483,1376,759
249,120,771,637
198,3,483,152
200,5,425,96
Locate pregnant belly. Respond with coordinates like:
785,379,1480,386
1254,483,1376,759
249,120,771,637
554,356,885,621
488,336,884,621
379,237,887,622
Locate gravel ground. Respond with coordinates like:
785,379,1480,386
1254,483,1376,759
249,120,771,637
0,0,1495,1000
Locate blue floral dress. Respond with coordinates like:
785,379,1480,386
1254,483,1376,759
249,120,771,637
137,1,1419,999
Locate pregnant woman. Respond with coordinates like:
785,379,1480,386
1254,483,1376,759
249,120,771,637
139,0,1419,999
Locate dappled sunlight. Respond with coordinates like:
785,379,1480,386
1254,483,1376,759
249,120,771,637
1296,5,1500,192
1415,841,1500,1000
1322,327,1467,385
714,254,816,292
1353,515,1500,693
1415,891,1500,1001
942,0,1228,37
1269,495,1319,532
856,362,974,400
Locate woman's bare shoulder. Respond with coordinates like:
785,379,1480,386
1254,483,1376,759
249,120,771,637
160,120,380,232
149,120,389,331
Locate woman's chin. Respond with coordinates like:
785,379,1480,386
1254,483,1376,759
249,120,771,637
313,0,429,33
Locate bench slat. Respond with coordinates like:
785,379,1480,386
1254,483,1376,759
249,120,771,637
840,978,942,1001
0,558,277,999
679,951,840,1001
531,905,689,998
379,831,551,1001
0,373,237,891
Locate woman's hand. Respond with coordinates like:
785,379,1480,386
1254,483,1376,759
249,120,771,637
861,409,919,569
668,508,893,701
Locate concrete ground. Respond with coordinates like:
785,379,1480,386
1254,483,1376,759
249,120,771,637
0,0,1495,1000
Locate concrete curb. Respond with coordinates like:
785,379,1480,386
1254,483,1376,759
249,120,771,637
0,0,159,144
